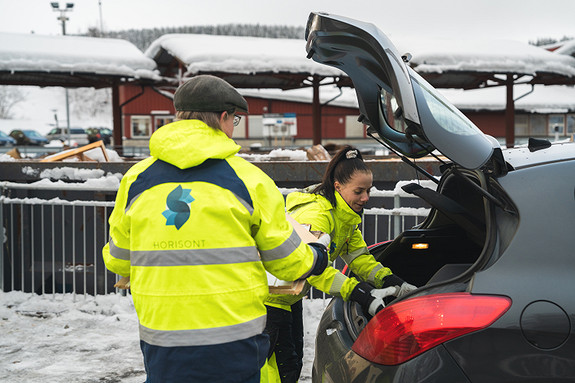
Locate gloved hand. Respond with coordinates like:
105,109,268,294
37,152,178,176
380,274,417,298
349,282,397,316
396,282,417,297
316,233,331,249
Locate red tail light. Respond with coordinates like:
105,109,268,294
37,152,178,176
352,292,511,365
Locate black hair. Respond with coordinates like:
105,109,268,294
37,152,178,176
311,145,371,207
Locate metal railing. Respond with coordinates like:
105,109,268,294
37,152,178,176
0,183,429,299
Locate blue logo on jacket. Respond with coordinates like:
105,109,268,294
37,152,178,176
162,185,194,230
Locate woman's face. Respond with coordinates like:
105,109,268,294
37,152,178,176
334,170,373,213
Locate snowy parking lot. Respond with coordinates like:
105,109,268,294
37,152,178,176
0,291,327,382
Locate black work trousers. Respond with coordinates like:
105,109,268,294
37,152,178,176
264,300,304,383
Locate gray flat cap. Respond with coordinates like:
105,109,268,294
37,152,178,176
174,75,248,113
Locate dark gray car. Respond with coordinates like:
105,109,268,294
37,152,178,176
306,12,575,382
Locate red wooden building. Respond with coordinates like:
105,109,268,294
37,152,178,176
119,84,366,147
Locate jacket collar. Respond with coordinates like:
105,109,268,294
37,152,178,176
149,119,241,169
286,189,362,226
334,191,362,225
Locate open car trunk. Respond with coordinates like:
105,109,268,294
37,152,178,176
343,165,514,339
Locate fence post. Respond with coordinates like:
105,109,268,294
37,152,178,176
0,196,3,291
393,194,401,238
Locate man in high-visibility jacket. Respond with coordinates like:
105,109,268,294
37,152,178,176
102,75,328,383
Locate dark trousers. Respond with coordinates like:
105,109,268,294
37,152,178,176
140,333,268,383
264,300,304,383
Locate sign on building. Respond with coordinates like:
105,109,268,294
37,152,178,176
262,113,297,147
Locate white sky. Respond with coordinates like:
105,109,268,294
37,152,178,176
1,0,574,44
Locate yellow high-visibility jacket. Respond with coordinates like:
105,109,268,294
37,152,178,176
266,189,393,309
102,119,319,347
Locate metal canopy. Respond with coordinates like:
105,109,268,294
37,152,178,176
0,32,160,152
3,30,575,150
0,71,135,89
145,34,350,145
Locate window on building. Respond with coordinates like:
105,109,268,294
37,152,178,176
131,116,151,137
515,115,529,136
548,114,565,135
529,115,547,136
567,115,575,135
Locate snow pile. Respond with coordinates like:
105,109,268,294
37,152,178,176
0,291,328,382
0,291,145,383
239,148,309,161
0,153,17,162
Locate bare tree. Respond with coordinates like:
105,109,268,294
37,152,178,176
68,87,112,120
0,86,27,119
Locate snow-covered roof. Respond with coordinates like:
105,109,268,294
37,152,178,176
145,33,345,77
0,32,160,83
3,31,575,90
144,33,575,91
396,37,575,87
553,39,575,58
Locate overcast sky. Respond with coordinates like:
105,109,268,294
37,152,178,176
1,0,574,44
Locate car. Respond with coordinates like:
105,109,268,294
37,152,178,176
0,130,16,146
305,12,575,382
9,129,49,146
85,126,112,145
46,127,89,146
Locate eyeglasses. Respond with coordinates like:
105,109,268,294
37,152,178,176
233,114,242,126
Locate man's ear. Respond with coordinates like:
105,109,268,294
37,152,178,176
219,111,228,124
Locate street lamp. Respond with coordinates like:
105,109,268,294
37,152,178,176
50,2,74,145
50,2,74,35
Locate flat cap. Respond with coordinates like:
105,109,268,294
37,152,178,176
174,75,248,113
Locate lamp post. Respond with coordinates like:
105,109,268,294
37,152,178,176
50,2,74,145
50,2,74,35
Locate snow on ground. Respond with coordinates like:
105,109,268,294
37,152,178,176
0,291,328,382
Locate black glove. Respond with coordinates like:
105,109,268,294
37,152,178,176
349,282,396,316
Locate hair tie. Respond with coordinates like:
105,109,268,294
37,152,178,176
346,149,358,159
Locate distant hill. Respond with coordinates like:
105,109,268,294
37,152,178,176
85,24,305,51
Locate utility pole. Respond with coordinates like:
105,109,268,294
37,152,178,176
50,2,74,145
98,0,104,36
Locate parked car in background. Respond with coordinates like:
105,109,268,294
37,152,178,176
46,127,89,146
0,130,16,146
9,129,49,146
86,126,112,145
306,12,575,382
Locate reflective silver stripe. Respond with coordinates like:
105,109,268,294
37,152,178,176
368,263,384,285
125,191,142,213
131,246,260,267
109,238,131,261
259,229,301,262
139,315,266,347
327,272,347,297
340,246,368,266
234,192,254,215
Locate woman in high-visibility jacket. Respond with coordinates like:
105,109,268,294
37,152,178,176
102,75,328,383
264,145,417,383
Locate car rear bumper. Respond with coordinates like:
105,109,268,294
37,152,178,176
313,298,471,383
